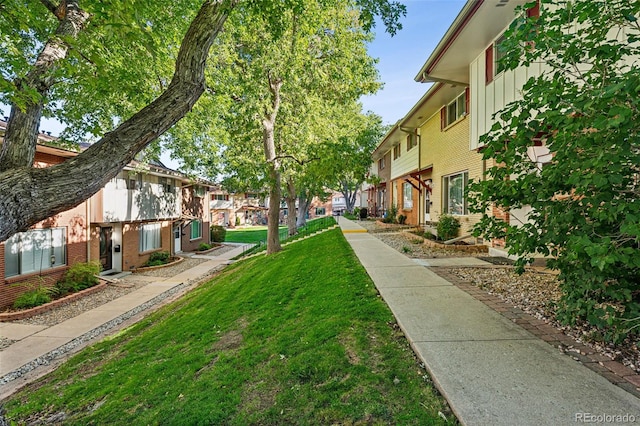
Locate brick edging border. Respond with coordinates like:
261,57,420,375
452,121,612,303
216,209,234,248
0,280,109,322
431,267,640,399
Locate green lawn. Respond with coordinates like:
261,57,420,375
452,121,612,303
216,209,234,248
224,226,272,243
3,229,454,425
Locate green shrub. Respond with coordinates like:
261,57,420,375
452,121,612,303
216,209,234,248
144,251,170,267
437,215,460,241
388,204,398,224
359,207,368,219
397,214,407,225
235,217,240,226
211,225,227,243
198,243,212,251
58,261,101,293
14,287,52,309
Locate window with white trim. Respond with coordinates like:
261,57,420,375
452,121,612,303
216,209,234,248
443,171,469,215
139,223,161,252
190,220,202,240
403,183,413,209
4,228,66,277
446,92,467,127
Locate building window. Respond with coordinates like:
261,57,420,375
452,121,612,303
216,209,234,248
190,220,202,240
378,158,385,170
4,228,66,277
443,172,469,216
127,174,142,190
403,183,413,209
139,223,161,252
494,33,507,75
194,185,206,198
160,177,173,193
315,207,326,216
393,144,401,160
406,133,417,151
212,194,229,201
446,92,467,127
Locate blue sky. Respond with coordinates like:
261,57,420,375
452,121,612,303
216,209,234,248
361,0,465,125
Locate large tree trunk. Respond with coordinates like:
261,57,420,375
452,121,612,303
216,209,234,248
285,177,297,237
341,181,358,214
296,195,311,227
0,0,237,243
263,74,283,254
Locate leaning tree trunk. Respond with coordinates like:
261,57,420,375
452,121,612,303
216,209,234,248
262,74,284,254
0,0,237,243
285,177,297,237
296,195,311,227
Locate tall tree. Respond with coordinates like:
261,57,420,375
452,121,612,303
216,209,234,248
0,0,404,244
197,0,394,254
468,0,640,341
0,0,237,243
325,109,385,214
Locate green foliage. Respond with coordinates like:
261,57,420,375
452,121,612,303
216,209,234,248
210,225,227,243
144,251,170,267
55,261,101,296
401,245,411,253
397,214,407,225
468,0,640,341
13,287,52,310
198,242,212,251
437,215,460,242
359,207,368,219
387,204,398,224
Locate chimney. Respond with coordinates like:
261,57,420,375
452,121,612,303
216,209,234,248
47,131,51,136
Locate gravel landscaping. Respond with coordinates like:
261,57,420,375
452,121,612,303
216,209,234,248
359,220,640,376
6,257,210,328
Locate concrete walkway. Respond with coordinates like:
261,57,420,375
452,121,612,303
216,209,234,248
338,217,640,425
0,244,246,396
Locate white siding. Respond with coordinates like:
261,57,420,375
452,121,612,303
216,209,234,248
470,55,543,150
101,173,181,222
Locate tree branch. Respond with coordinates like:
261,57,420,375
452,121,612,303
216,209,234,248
0,0,238,243
39,0,58,15
0,0,89,172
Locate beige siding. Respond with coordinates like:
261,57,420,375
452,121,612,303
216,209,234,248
390,140,419,180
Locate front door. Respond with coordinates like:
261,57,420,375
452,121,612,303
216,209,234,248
424,189,431,222
99,227,113,271
174,225,182,253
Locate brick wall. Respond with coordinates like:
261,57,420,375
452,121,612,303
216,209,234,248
419,111,484,237
121,220,173,270
181,187,211,252
0,190,89,309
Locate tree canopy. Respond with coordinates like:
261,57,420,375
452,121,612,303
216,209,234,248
469,0,640,341
0,0,405,244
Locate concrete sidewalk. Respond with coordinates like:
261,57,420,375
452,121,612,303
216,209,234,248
0,244,246,396
337,217,640,425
